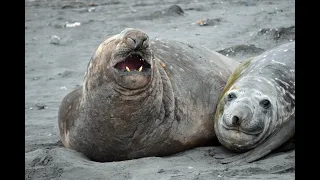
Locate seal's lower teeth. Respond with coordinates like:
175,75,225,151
138,66,143,72
125,66,130,72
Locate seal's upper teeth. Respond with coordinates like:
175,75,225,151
126,66,131,72
138,66,143,72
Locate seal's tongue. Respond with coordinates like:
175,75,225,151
115,54,150,72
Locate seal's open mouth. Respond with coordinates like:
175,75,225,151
114,54,151,73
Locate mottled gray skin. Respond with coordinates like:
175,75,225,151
58,28,239,162
214,42,295,163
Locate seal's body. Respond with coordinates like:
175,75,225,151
214,42,295,163
58,28,239,162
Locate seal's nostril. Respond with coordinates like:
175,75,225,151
143,37,148,42
128,37,142,50
127,34,149,50
232,116,240,125
142,38,149,48
127,37,136,47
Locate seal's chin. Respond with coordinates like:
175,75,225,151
218,128,258,152
113,53,152,89
217,119,265,152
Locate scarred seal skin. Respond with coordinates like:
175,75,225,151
214,42,295,163
58,28,239,162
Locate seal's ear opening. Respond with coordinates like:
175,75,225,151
114,54,151,72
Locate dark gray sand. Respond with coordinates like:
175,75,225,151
25,0,295,179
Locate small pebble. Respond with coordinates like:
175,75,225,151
46,77,54,81
35,103,46,110
88,7,96,12
50,35,61,45
65,22,81,28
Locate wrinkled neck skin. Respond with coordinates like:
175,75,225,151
215,76,293,152
73,49,174,160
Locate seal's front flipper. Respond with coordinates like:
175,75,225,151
220,113,295,164
273,136,295,153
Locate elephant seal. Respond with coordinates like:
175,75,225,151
58,28,239,162
214,42,295,163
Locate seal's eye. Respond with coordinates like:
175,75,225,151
260,99,271,109
227,92,237,101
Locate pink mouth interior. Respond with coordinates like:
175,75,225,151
115,54,149,70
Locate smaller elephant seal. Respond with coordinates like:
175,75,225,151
214,42,295,163
58,28,239,162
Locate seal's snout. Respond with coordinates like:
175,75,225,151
113,28,152,74
223,106,250,128
127,36,149,50
119,28,149,50
222,103,263,135
112,28,153,90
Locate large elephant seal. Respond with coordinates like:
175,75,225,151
58,28,239,162
214,42,295,163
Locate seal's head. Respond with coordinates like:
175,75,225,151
112,28,152,89
215,76,277,152
88,28,153,91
